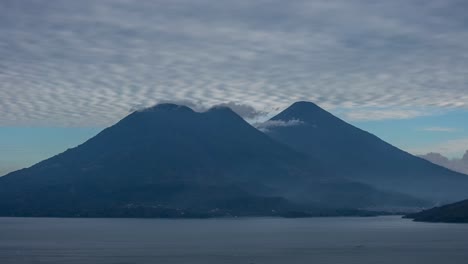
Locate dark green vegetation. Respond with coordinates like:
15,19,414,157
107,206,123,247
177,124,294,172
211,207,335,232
0,102,466,218
406,199,468,223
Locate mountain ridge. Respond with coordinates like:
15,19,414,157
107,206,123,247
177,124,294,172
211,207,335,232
264,101,468,203
0,102,425,217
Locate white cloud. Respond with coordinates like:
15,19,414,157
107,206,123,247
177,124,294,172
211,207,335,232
133,100,265,120
255,119,305,132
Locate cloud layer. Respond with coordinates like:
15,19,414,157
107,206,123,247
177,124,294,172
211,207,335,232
1,0,468,126
255,119,305,132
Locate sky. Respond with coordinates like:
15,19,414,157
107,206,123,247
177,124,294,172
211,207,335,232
1,0,468,176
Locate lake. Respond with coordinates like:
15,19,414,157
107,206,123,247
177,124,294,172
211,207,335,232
0,216,467,264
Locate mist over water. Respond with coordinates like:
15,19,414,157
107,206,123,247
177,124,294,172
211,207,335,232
1,216,467,264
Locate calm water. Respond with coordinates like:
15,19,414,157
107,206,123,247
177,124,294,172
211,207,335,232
1,216,467,264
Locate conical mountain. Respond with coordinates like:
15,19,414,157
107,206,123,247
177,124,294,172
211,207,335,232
0,104,315,217
263,101,468,203
0,103,426,217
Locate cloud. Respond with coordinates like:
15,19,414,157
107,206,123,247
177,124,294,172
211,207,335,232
410,138,468,158
255,119,305,132
212,102,267,119
145,99,207,113
132,100,265,120
420,127,460,132
419,151,468,175
1,0,468,126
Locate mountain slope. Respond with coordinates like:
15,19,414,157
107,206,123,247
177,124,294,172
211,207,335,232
406,199,468,223
0,104,307,216
263,101,468,203
0,103,426,217
419,151,468,175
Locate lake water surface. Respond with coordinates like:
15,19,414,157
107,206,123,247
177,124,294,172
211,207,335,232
1,216,467,264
